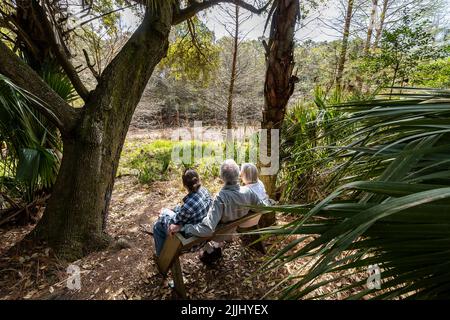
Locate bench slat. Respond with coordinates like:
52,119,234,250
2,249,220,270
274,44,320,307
175,212,262,250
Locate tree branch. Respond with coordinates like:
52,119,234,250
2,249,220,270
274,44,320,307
65,4,136,34
82,48,100,80
0,41,81,134
86,5,173,116
3,17,41,58
34,2,90,101
172,0,272,25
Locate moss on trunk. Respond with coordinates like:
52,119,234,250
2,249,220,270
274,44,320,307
30,5,173,260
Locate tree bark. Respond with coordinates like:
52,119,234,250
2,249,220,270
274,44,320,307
358,0,378,91
30,5,173,260
0,41,80,133
13,0,52,71
373,0,389,49
259,0,299,227
335,0,354,92
226,4,239,130
364,0,378,55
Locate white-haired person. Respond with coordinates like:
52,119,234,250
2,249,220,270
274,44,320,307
169,159,265,264
238,162,271,253
240,162,270,204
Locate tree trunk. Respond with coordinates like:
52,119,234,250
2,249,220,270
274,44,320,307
358,0,378,91
2,0,269,261
31,6,173,260
364,0,378,55
259,0,299,228
226,4,240,130
390,62,399,96
373,0,389,49
14,0,53,71
335,0,354,92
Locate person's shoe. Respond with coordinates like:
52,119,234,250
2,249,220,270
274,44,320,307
199,247,222,265
251,241,266,254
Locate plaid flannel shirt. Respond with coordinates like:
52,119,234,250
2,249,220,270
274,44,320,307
170,186,212,226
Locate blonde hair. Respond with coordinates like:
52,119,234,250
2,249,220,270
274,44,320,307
240,163,258,184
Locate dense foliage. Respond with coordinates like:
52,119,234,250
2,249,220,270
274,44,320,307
263,88,450,299
0,0,449,299
0,65,76,202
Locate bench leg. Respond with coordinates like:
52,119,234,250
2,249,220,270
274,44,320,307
171,257,187,299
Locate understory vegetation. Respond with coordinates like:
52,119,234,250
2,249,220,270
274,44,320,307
263,88,450,299
118,138,258,185
1,0,449,300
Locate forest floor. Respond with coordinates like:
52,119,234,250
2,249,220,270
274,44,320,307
0,174,302,300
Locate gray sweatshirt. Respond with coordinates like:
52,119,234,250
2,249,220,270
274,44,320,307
182,183,264,237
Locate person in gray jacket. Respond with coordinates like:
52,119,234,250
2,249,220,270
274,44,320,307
169,159,264,263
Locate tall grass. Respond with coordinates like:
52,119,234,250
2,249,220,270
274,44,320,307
279,87,352,203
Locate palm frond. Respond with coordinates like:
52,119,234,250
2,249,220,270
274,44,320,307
0,69,66,201
267,88,450,299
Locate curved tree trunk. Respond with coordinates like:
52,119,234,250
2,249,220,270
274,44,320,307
259,0,299,227
1,0,269,261
31,6,173,260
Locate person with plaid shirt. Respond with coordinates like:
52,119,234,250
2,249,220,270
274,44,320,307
153,169,212,256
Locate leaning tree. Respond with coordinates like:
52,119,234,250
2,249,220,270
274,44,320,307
0,0,271,260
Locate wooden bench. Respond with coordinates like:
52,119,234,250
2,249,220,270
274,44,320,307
157,212,263,298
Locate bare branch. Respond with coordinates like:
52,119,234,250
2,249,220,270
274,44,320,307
172,0,272,25
33,3,90,100
82,48,100,80
65,4,136,34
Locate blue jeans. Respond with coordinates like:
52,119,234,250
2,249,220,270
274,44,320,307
153,219,167,257
153,209,176,256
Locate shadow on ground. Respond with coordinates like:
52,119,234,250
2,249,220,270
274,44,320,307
0,176,291,300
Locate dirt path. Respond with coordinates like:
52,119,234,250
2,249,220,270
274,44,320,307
0,175,292,300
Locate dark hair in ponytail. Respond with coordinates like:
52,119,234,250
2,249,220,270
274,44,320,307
182,169,201,192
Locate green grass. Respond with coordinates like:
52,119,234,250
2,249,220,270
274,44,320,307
118,139,174,184
117,138,254,185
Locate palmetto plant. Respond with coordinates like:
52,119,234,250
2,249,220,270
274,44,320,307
279,87,351,203
0,65,76,202
263,88,450,299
